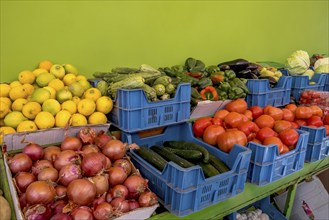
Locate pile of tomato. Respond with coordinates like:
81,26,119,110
299,90,329,106
193,99,329,154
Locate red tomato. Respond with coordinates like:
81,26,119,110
285,104,297,113
290,121,299,129
307,115,324,127
244,110,253,121
255,114,275,129
223,112,244,128
294,119,307,128
282,108,295,122
281,144,290,154
203,125,225,146
238,121,260,137
264,106,283,121
263,136,284,154
279,128,299,147
225,98,248,114
211,117,222,126
251,138,262,144
214,109,229,120
295,106,313,119
273,120,293,133
248,106,263,120
192,117,212,138
217,130,247,153
325,125,329,136
256,127,278,142
323,114,329,125
309,105,323,117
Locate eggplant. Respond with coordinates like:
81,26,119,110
219,64,230,71
246,63,259,72
236,69,259,79
217,59,249,73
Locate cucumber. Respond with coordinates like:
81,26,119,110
109,75,145,99
209,155,230,173
163,141,210,163
198,162,220,178
136,146,167,172
141,84,157,101
150,146,194,168
153,76,172,86
164,147,203,161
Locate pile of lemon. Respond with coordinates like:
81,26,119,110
0,60,113,142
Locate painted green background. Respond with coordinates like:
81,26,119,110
1,0,328,82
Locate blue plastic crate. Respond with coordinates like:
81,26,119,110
245,76,292,108
108,83,191,133
323,73,329,91
88,78,102,87
226,196,287,220
247,129,309,186
122,123,251,216
299,126,329,163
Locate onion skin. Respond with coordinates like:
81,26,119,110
61,136,82,151
93,202,113,220
55,185,67,199
81,144,100,155
123,175,148,199
8,153,33,174
37,167,58,182
43,146,61,163
71,206,94,220
128,199,140,211
78,127,97,145
110,197,130,213
110,184,128,199
24,204,52,220
15,172,36,193
58,164,82,186
19,193,27,209
22,143,44,161
94,130,112,149
50,199,67,214
113,159,132,176
108,167,128,187
90,175,109,196
50,213,72,220
102,140,126,162
32,160,53,176
138,191,158,207
67,179,97,206
54,150,79,171
25,181,56,205
81,152,107,177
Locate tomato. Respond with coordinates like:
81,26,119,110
256,127,278,142
244,110,253,121
294,119,307,128
217,130,247,153
273,120,292,133
281,144,290,154
290,121,299,129
264,106,283,121
282,108,295,122
251,138,262,144
325,125,329,136
203,125,225,146
295,106,313,119
254,114,275,129
225,98,248,114
307,115,324,127
238,121,259,137
213,109,229,120
263,136,283,154
323,113,329,125
309,105,323,117
192,117,212,138
223,112,244,128
248,106,263,120
279,128,299,147
211,117,222,126
285,104,297,113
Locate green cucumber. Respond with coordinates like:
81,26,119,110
209,155,230,173
136,146,167,171
198,162,220,178
163,147,203,160
150,146,194,168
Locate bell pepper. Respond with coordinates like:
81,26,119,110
198,77,213,89
224,70,236,80
192,117,213,138
218,82,231,93
205,65,221,74
217,90,228,100
191,87,202,99
187,72,203,79
200,86,219,101
210,72,225,85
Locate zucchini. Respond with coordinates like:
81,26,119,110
109,76,145,99
136,146,167,172
141,84,157,101
209,155,230,173
111,67,139,74
163,147,203,160
198,162,220,178
153,76,172,86
163,141,210,163
160,93,171,100
152,84,166,96
150,146,194,168
165,83,175,94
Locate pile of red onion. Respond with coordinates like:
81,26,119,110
8,128,158,220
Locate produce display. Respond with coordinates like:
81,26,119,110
0,189,11,220
299,90,329,106
235,209,269,220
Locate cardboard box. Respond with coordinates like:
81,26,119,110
190,100,231,119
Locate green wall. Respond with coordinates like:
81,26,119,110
1,1,328,82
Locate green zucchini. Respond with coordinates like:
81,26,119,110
136,146,167,172
163,147,203,160
209,155,230,173
153,76,172,86
150,146,194,168
141,84,157,101
109,76,145,99
163,141,210,163
198,162,220,178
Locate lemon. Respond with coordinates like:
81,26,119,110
50,64,65,79
38,60,53,72
22,101,41,119
48,78,65,92
17,120,38,132
42,99,61,116
0,126,16,145
30,88,51,104
77,98,95,116
88,111,107,124
9,85,28,101
4,111,28,129
63,64,78,75
71,113,87,126
84,88,101,102
0,83,11,97
33,68,48,77
34,111,55,129
18,70,36,84
0,97,12,109
61,100,77,114
36,72,56,87
0,101,10,119
55,110,72,127
12,98,28,111
96,96,113,114
72,96,80,104
77,79,91,91
76,75,87,81
10,81,22,88
68,81,85,98
22,83,35,96
43,86,56,99
63,73,77,86
32,83,40,90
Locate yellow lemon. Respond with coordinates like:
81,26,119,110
61,100,77,114
88,111,107,124
0,101,10,119
12,98,28,111
63,73,77,86
72,96,80,105
77,79,91,91
18,70,36,84
34,111,55,129
71,113,87,126
36,72,56,87
0,83,11,97
63,64,78,75
0,97,12,109
76,75,87,81
55,110,72,127
9,85,28,101
32,83,40,90
77,98,95,116
43,86,56,99
4,111,28,129
22,83,35,96
68,82,85,97
50,64,65,79
56,88,73,103
0,126,16,145
22,101,41,119
83,88,101,102
96,96,113,114
48,78,65,92
38,60,53,72
33,68,48,77
30,88,51,104
10,81,22,88
42,99,61,116
17,120,38,132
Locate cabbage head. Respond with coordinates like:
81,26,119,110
314,58,329,73
285,50,310,75
315,64,329,73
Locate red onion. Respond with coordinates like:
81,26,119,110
81,144,100,155
67,179,96,206
8,153,33,174
110,184,128,199
37,167,58,182
105,157,111,171
71,206,94,220
110,197,130,213
106,191,113,203
94,130,112,149
43,146,61,163
93,193,106,209
124,175,148,199
90,174,109,196
61,136,82,151
108,167,128,187
24,204,52,220
128,199,140,211
55,185,67,199
81,152,107,177
15,172,36,193
25,181,56,205
102,140,126,161
19,193,27,209
93,202,113,220
113,159,132,176
50,213,72,220
58,164,82,186
23,143,44,161
138,191,158,207
32,160,53,176
50,199,67,214
54,150,80,171
78,127,96,145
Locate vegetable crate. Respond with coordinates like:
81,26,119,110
108,83,191,133
122,123,251,217
226,196,287,220
324,74,329,91
245,76,292,108
299,126,329,163
247,129,309,186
